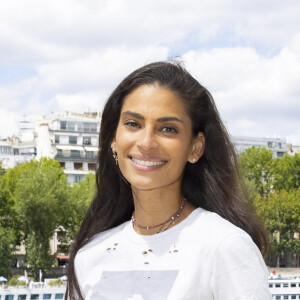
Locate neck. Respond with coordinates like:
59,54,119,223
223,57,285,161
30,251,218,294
131,180,195,235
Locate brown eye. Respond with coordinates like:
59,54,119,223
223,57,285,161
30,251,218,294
161,126,178,133
124,121,140,128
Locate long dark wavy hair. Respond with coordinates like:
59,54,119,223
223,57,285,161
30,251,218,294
66,61,268,299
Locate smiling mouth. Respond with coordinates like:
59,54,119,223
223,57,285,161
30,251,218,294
130,157,166,167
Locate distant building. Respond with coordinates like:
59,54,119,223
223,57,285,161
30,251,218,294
287,143,300,156
231,135,288,158
0,133,36,169
36,111,101,184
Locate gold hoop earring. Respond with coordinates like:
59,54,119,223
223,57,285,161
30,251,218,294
111,147,118,165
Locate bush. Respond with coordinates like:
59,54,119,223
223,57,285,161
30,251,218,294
8,275,26,286
48,278,64,286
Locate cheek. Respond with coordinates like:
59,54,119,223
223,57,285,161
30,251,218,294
168,138,192,158
115,129,134,154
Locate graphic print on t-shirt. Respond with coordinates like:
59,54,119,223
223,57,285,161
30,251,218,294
89,270,179,300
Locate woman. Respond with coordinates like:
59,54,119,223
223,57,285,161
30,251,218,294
67,61,271,299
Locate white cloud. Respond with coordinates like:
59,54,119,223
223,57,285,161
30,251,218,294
50,91,107,113
36,46,169,93
182,37,300,143
0,0,299,144
0,109,20,138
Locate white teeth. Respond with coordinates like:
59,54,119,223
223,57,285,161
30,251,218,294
131,158,165,167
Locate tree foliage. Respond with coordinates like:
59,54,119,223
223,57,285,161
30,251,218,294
272,153,300,192
254,189,300,266
13,158,70,278
0,156,97,277
0,161,5,176
239,147,274,197
0,226,15,277
0,166,22,275
67,173,95,237
239,148,300,266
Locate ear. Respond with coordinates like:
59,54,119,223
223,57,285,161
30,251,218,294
188,132,205,163
111,138,116,150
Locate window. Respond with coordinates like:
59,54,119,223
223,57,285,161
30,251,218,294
54,294,64,299
66,122,75,131
283,283,288,287
83,137,91,145
83,122,97,132
278,142,282,149
18,296,27,300
57,149,62,156
30,295,39,300
91,123,97,132
291,283,296,287
291,296,296,299
283,296,288,299
275,296,281,300
42,294,51,299
74,175,84,183
55,135,59,143
269,283,273,288
60,121,66,130
1,146,12,154
59,162,65,168
77,122,83,131
5,296,14,300
275,283,281,288
277,152,284,157
86,151,95,159
69,136,77,144
71,150,80,157
268,141,273,148
74,163,83,170
88,163,96,171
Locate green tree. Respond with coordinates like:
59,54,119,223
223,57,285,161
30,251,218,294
0,167,23,275
239,147,274,197
13,158,70,278
254,189,300,267
0,226,15,276
272,153,300,192
0,161,5,176
67,173,95,237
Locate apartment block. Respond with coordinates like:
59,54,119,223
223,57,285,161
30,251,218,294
231,135,288,157
36,111,101,184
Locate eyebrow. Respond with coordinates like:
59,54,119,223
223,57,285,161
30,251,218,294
122,111,184,123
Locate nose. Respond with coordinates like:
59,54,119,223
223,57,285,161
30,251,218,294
136,127,158,151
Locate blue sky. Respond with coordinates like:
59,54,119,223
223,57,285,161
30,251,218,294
0,0,300,144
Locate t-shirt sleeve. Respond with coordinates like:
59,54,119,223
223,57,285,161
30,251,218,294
210,232,272,300
74,253,86,298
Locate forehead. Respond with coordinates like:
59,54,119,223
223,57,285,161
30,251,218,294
121,85,190,119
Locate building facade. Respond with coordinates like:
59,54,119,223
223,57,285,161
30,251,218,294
0,132,36,169
231,135,288,157
36,111,101,184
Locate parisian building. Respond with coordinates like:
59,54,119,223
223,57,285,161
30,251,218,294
1,112,101,185
36,111,101,185
231,135,288,158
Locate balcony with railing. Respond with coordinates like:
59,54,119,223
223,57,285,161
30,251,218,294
55,152,98,162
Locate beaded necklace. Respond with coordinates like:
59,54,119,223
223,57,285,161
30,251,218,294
131,199,186,234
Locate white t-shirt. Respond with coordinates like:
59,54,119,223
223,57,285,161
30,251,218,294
75,207,271,299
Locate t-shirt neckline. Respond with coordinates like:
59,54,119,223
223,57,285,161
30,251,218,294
125,207,203,244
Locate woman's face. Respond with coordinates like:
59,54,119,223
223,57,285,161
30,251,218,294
112,84,204,191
